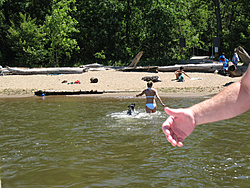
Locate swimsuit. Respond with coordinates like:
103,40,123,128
146,96,156,109
146,88,156,109
146,103,156,109
178,75,184,82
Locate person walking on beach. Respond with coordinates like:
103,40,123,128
136,81,165,113
174,67,190,80
232,49,240,66
162,64,250,147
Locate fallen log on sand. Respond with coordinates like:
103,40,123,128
118,66,158,72
7,67,86,75
228,64,248,77
35,90,103,96
158,63,223,72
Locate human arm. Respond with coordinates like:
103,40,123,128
136,90,145,97
192,66,250,125
154,89,165,107
182,71,190,78
162,66,250,147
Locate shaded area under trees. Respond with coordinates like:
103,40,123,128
0,0,249,67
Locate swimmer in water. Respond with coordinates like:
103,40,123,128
136,81,165,113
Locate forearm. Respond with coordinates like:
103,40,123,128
184,73,190,78
136,91,144,97
155,92,165,106
190,81,250,125
157,97,164,106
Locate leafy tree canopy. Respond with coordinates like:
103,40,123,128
0,0,249,67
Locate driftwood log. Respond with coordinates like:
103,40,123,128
227,46,249,77
128,51,143,67
236,46,250,65
228,64,248,77
7,67,86,75
35,90,103,96
118,66,158,72
158,63,223,72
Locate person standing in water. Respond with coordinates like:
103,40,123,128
136,81,165,113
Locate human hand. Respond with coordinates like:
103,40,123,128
162,107,196,147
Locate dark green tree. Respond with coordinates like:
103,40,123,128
42,0,79,66
7,13,47,67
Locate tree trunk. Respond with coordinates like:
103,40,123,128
126,0,131,44
213,0,222,43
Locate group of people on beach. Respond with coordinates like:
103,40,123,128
136,66,190,113
219,49,240,74
136,49,250,149
136,49,241,115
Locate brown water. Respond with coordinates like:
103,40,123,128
1,96,250,187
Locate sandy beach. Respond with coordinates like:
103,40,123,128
0,69,241,98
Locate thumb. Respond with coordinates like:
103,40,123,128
164,107,181,117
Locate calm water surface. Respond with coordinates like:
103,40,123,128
1,95,250,187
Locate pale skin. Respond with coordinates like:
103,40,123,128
136,87,165,113
162,65,250,147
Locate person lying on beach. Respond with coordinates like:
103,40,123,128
175,67,190,80
136,81,165,113
162,64,250,147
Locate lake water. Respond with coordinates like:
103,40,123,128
1,95,250,187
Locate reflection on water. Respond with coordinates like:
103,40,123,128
1,96,250,187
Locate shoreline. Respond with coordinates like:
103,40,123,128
0,93,215,100
0,88,219,99
0,70,241,99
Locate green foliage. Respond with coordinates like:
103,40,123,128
1,0,250,67
7,13,47,67
94,50,106,60
42,0,79,66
